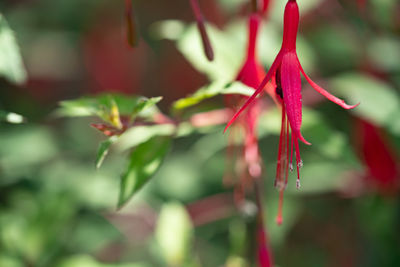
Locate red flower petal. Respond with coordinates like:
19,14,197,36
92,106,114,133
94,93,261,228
281,52,310,145
224,52,284,133
297,57,359,110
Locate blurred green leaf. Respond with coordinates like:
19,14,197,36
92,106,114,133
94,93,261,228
228,220,247,257
0,126,58,180
118,136,171,208
153,154,204,202
155,202,193,266
58,94,162,125
173,81,253,110
225,256,248,267
68,213,122,254
367,36,400,72
57,254,147,267
131,96,162,120
330,73,399,128
95,136,118,169
0,110,25,124
116,124,175,152
0,14,27,85
0,255,22,267
150,20,185,41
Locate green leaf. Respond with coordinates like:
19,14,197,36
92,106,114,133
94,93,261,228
0,110,25,124
118,136,171,208
58,98,102,117
330,73,400,128
367,36,400,72
58,94,162,124
95,136,118,169
131,96,162,120
155,202,193,266
173,81,254,110
116,124,176,152
0,14,27,85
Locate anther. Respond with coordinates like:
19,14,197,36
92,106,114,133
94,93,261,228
289,163,294,172
296,179,301,189
297,160,303,169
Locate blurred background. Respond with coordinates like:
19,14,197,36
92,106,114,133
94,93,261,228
0,0,399,266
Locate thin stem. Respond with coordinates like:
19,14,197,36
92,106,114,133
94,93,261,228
189,0,214,61
254,179,274,266
251,0,259,13
125,0,139,47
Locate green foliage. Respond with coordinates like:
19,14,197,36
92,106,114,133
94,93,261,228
0,14,27,85
118,136,171,208
172,81,254,110
58,94,162,126
330,72,400,135
2,0,400,266
95,136,118,169
0,110,25,124
115,124,176,152
59,94,166,171
155,202,194,266
57,255,147,267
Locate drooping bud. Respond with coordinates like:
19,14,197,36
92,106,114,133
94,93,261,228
125,0,139,47
251,0,260,13
190,0,214,61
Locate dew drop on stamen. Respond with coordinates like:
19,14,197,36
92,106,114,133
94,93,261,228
275,180,286,190
297,160,303,169
289,163,294,172
296,179,301,189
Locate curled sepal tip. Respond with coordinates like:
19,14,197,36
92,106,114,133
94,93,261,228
296,57,360,110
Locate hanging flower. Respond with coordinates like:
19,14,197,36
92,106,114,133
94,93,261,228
189,0,214,61
224,13,269,193
225,0,359,224
354,119,399,193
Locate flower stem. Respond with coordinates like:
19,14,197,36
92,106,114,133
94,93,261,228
251,0,259,13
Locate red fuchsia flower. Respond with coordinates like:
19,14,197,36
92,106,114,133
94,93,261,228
225,0,359,224
257,224,273,267
189,0,214,61
124,0,139,47
354,119,399,193
224,13,269,193
224,14,274,267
